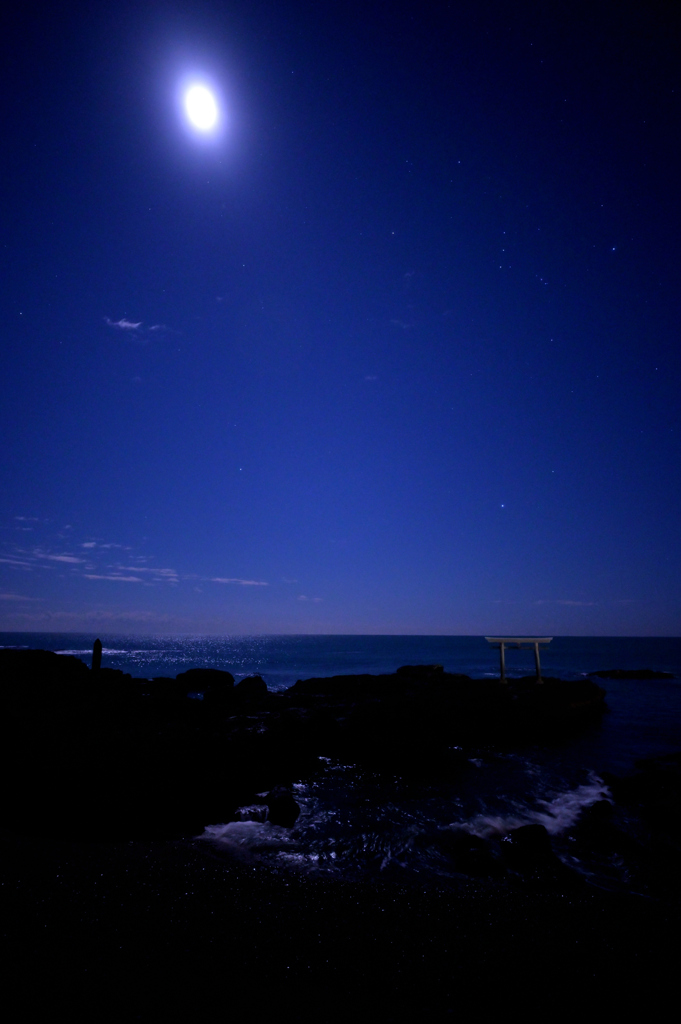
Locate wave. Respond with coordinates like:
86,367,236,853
450,775,610,839
198,772,612,884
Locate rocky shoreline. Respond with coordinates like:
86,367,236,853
2,648,680,894
1,649,607,838
2,648,680,1016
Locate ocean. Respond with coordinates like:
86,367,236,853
2,632,680,891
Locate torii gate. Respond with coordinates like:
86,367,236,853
484,637,553,683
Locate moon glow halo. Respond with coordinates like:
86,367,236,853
184,84,219,131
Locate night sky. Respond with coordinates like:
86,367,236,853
1,0,679,635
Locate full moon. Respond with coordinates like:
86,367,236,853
184,84,218,131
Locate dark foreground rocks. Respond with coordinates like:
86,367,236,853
1,826,677,1020
0,650,606,839
603,751,681,843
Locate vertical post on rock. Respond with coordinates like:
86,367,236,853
533,641,543,684
499,641,506,683
92,638,102,674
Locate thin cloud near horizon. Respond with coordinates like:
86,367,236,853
210,578,269,586
1,521,270,594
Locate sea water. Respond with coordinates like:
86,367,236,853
2,633,680,889
2,632,679,688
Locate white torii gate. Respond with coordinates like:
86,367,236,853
484,637,553,683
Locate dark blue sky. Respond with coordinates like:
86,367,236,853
1,0,679,635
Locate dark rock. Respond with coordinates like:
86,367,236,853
396,664,444,677
0,647,89,683
265,785,301,827
177,668,235,688
501,823,556,871
146,676,191,700
180,669,236,710
571,799,643,857
577,799,614,828
499,824,582,888
0,649,91,718
434,830,503,877
96,667,133,684
0,647,89,671
603,752,681,842
280,672,607,778
235,675,269,699
86,668,138,706
289,673,388,698
572,799,618,847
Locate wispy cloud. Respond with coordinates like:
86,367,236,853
0,557,34,569
83,574,144,582
2,609,184,628
105,317,143,330
1,519,268,596
534,599,597,607
1,546,89,570
210,578,269,586
104,318,169,338
117,565,179,583
42,554,86,564
298,595,323,603
81,541,130,550
0,593,42,601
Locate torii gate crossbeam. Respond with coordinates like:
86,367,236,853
484,637,553,683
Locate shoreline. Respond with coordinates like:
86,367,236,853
2,648,680,1014
0,652,608,840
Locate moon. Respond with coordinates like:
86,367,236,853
184,84,219,131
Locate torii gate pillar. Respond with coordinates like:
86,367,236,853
484,638,553,684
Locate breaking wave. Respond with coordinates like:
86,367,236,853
458,775,611,839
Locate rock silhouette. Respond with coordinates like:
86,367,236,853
0,649,606,840
92,638,102,673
